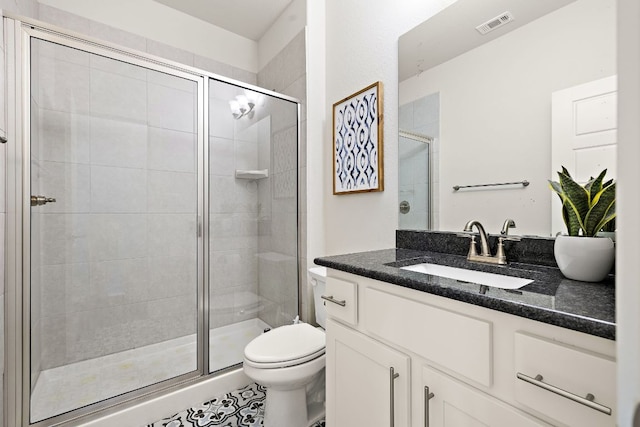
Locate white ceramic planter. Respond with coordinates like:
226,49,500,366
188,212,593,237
554,235,615,282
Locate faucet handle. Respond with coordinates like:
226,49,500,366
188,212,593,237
457,232,480,256
496,235,520,265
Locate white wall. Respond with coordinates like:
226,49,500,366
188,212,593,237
321,2,639,426
323,0,456,255
38,0,258,72
616,0,640,424
305,1,326,271
399,0,616,236
258,0,306,72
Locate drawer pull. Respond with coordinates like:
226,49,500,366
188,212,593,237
516,372,612,416
424,385,435,427
390,367,400,427
321,294,346,307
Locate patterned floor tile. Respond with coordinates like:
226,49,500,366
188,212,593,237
147,383,325,427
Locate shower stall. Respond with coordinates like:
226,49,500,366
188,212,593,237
398,131,433,230
4,16,300,426
398,92,439,231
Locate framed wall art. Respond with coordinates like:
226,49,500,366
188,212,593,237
333,81,384,194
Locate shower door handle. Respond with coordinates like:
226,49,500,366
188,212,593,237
31,195,56,206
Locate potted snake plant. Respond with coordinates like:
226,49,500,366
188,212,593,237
548,167,616,282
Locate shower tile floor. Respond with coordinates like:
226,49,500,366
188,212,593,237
146,382,326,427
30,319,269,422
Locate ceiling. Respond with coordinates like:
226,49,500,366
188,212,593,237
153,0,294,41
398,0,575,81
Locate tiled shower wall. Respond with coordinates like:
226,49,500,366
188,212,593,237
31,38,200,370
208,76,301,330
255,87,299,328
27,5,263,372
208,80,266,329
257,30,309,324
0,0,264,385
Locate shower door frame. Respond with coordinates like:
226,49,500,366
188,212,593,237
5,13,302,427
4,16,213,427
398,130,434,230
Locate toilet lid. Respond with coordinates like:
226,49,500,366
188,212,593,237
244,323,325,366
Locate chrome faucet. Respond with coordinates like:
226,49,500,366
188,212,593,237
461,219,520,265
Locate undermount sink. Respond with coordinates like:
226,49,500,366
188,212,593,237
400,263,534,290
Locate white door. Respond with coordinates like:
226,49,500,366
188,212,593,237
551,75,617,236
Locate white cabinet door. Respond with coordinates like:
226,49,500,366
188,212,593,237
326,319,410,427
422,365,549,427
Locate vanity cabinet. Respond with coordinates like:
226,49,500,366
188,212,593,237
323,269,616,427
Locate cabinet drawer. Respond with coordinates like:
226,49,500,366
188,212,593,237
514,332,616,427
363,287,492,387
324,276,357,326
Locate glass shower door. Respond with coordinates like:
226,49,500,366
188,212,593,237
398,133,431,230
208,79,299,372
29,37,201,422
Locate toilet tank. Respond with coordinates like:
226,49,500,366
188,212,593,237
308,267,327,328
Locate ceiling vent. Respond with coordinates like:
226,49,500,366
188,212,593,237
476,11,514,35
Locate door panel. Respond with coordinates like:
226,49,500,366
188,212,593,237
29,37,201,423
326,319,410,427
551,75,617,235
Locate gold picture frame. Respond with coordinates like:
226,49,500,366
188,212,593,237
332,81,384,194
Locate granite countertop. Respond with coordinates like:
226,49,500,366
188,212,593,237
314,247,616,340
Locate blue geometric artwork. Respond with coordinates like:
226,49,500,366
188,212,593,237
333,81,384,194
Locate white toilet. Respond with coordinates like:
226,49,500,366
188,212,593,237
243,267,327,427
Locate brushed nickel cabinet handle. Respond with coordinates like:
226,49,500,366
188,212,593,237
390,367,400,427
517,372,612,415
424,385,435,427
321,294,346,307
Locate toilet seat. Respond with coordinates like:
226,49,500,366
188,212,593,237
244,323,326,369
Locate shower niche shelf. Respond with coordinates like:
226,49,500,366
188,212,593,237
235,169,269,180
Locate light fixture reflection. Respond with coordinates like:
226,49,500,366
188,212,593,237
229,91,257,119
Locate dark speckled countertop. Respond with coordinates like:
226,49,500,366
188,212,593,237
314,231,616,340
